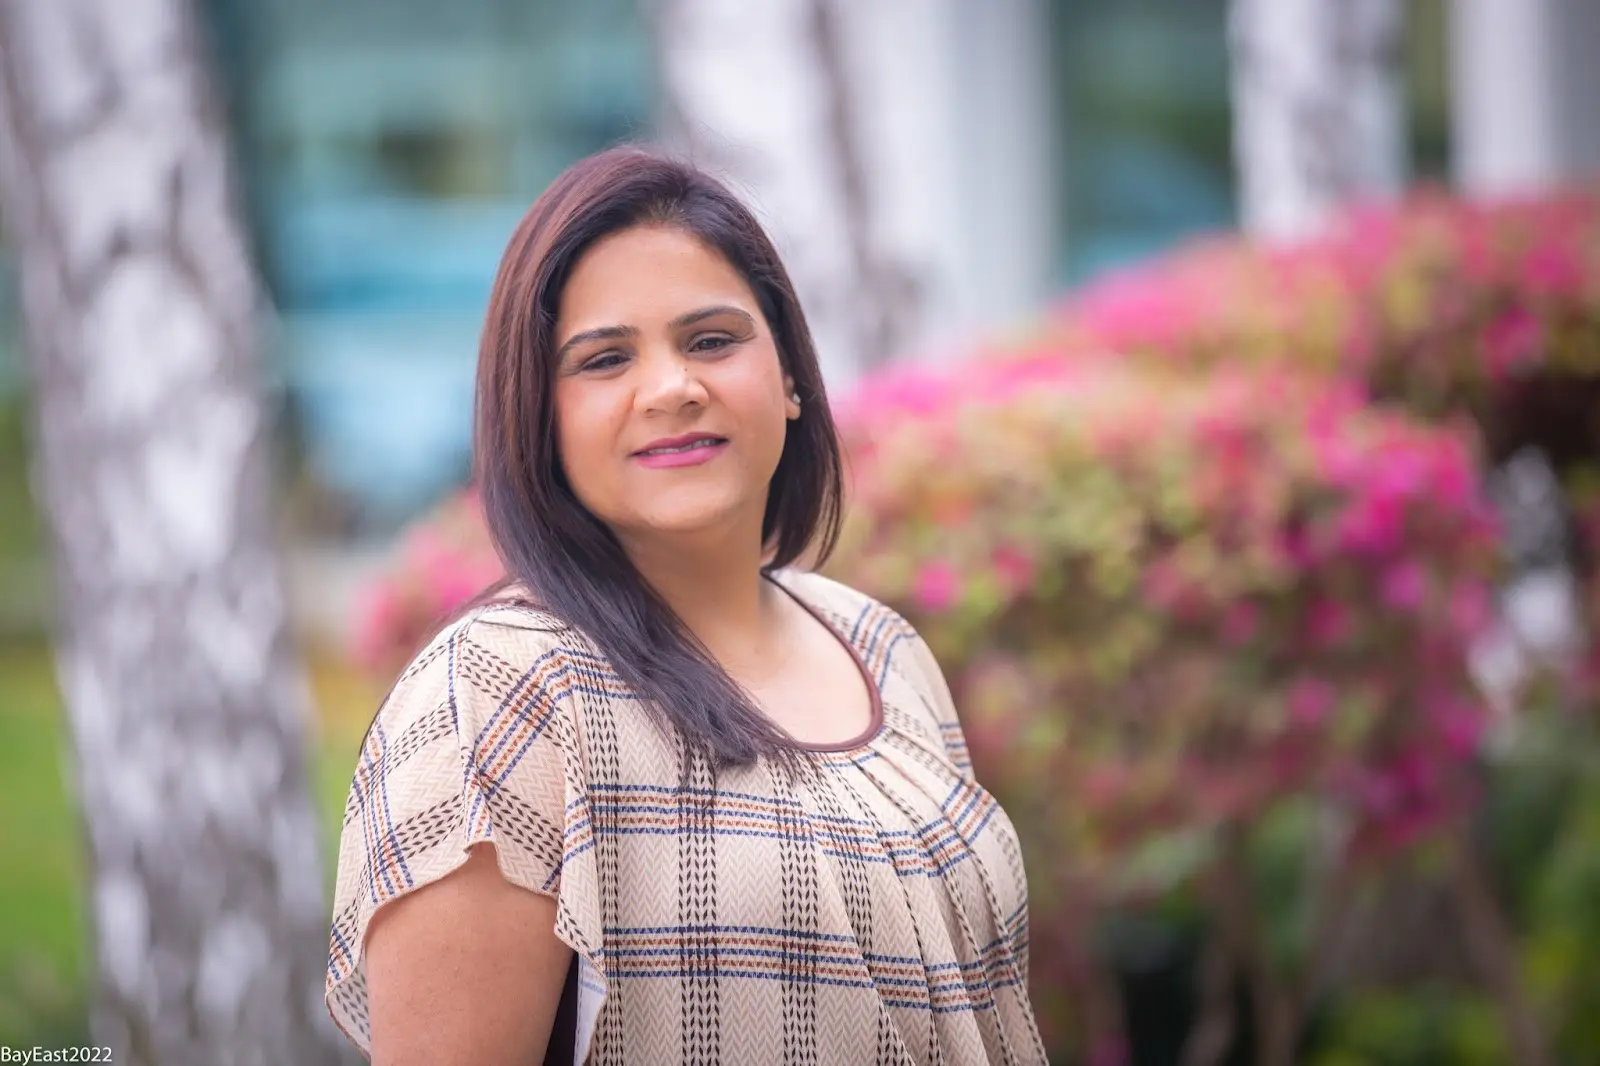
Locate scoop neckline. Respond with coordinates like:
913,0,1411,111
762,572,886,752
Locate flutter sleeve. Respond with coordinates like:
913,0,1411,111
905,629,977,780
323,610,596,1057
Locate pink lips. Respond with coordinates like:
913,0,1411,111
632,434,729,469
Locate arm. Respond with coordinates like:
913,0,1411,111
366,842,574,1066
328,617,585,1063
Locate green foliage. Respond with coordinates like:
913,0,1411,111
1491,705,1600,1061
1309,987,1508,1066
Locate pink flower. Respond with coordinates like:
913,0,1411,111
1388,749,1436,798
1431,695,1486,757
1141,559,1187,611
1337,493,1405,555
1370,446,1430,500
403,525,452,568
1523,242,1584,298
1288,677,1337,725
1081,764,1132,809
1428,439,1479,512
992,545,1036,594
1279,528,1314,569
971,356,1089,403
350,583,403,668
1307,599,1352,647
1347,770,1399,817
1342,322,1379,371
1310,428,1362,486
1483,308,1542,378
1381,560,1428,611
839,366,956,426
1448,582,1492,637
426,567,488,614
1072,268,1208,352
913,560,963,613
1222,602,1259,645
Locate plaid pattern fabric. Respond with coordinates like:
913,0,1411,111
326,570,1047,1064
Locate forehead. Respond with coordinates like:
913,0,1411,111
557,224,757,329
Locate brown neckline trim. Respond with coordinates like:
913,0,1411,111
762,572,886,752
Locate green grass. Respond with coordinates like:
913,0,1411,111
0,639,378,1045
0,641,86,1043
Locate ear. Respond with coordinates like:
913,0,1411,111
783,374,802,421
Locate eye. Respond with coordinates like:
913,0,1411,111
580,351,628,372
689,334,735,353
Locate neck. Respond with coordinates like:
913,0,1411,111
620,523,785,673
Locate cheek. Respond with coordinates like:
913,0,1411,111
552,386,612,501
725,356,790,436
751,383,793,460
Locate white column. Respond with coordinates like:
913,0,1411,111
1450,0,1600,195
1554,0,1600,179
941,0,1058,342
1449,0,1563,195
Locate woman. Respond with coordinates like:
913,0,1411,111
326,146,1046,1065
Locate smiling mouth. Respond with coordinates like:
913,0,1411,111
635,437,727,457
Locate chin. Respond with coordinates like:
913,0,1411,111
627,494,755,539
637,508,742,537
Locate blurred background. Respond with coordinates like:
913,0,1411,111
1,0,1599,1063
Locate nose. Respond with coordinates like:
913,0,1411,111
634,348,707,414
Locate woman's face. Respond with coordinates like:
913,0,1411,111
551,224,800,549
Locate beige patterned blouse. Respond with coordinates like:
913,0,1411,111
326,569,1046,1064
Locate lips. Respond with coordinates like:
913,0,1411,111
632,432,727,457
632,432,730,469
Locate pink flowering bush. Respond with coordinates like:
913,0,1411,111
826,360,1503,1057
831,361,1499,865
1058,190,1600,424
1059,189,1600,725
348,486,502,677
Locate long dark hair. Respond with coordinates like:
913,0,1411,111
474,145,845,766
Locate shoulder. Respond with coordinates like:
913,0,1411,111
768,568,919,643
373,601,584,735
770,568,940,695
776,569,974,772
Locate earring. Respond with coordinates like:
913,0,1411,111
790,391,802,407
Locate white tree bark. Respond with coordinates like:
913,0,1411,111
1228,0,1406,241
649,0,963,390
0,2,347,1063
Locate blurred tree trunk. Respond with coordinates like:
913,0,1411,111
1228,0,1405,240
649,0,936,390
0,3,346,1065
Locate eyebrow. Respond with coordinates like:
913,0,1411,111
555,305,756,362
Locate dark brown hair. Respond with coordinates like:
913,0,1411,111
474,145,845,766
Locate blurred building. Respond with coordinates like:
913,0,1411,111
207,0,655,534
0,0,1595,566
